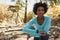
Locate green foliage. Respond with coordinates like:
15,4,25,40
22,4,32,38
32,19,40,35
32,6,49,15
16,0,25,10
8,6,19,12
49,0,59,7
58,18,60,23
57,14,60,23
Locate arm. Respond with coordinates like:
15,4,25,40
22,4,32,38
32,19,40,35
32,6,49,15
43,17,51,34
22,18,40,37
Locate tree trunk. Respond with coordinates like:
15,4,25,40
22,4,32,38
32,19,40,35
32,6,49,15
40,0,41,2
24,0,27,23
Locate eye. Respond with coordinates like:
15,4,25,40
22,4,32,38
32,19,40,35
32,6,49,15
38,9,41,11
37,9,44,12
41,9,44,11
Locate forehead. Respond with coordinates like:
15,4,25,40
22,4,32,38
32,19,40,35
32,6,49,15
37,6,44,10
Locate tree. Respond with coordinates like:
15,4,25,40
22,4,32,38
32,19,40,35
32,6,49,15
27,12,34,22
7,5,19,24
49,0,59,7
15,0,25,24
40,0,41,2
16,0,25,10
0,13,5,23
24,0,27,23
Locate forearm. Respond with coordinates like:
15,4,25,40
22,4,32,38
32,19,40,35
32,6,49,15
38,31,47,36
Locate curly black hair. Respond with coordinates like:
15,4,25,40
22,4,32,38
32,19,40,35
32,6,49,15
33,2,48,15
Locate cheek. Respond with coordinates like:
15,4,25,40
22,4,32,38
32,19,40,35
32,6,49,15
36,11,39,14
42,11,45,13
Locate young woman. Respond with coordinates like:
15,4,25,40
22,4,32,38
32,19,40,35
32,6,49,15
22,2,51,40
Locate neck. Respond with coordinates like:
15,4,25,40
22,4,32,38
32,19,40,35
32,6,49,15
37,16,44,19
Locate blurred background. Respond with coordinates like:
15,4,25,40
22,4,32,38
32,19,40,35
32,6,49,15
0,0,60,40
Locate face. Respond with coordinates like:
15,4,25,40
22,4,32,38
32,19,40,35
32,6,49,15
36,6,45,17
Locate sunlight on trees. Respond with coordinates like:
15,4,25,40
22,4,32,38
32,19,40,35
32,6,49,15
0,13,5,23
0,0,60,26
27,12,34,22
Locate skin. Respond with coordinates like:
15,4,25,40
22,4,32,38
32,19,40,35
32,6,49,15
36,6,46,36
27,6,47,40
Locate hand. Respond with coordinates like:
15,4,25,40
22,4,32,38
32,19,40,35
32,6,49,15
27,35,30,40
38,31,46,36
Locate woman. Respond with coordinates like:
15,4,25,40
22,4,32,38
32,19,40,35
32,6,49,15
22,2,51,40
